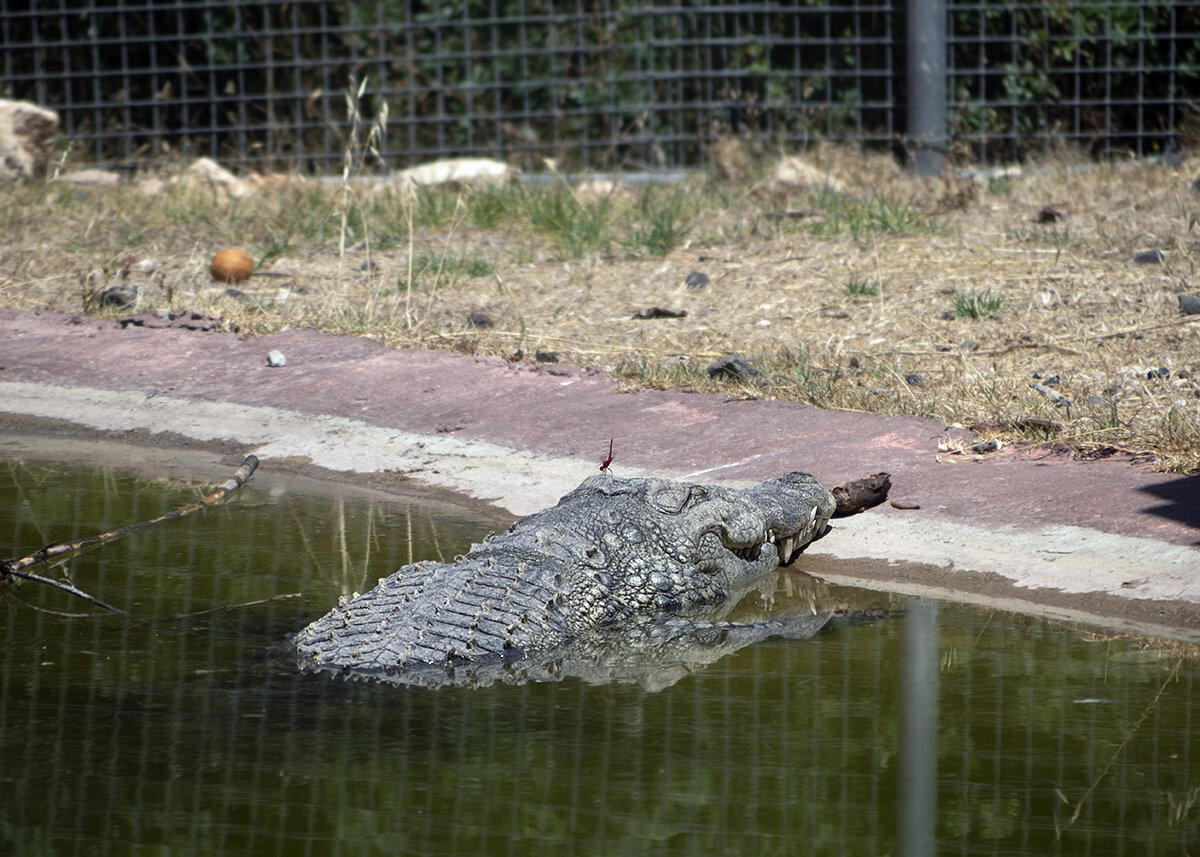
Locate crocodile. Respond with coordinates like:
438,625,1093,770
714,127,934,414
293,471,835,687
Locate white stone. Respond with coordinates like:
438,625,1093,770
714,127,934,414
766,156,847,195
0,99,59,180
177,157,251,200
266,350,287,367
395,157,519,189
57,168,120,187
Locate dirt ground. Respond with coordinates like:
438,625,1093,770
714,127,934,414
3,144,1199,469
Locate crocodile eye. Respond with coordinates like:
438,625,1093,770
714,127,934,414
649,485,691,513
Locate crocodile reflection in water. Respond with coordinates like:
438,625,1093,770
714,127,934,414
293,472,837,689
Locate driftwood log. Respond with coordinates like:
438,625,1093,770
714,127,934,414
830,472,892,517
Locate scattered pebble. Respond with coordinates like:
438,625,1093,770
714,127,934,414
904,373,926,388
707,355,762,381
1178,294,1200,315
131,258,157,274
223,287,245,298
1146,366,1171,379
684,271,710,290
755,319,772,327
1131,249,1165,265
889,500,921,510
763,209,819,220
1030,381,1072,407
959,339,979,352
118,309,220,331
266,349,287,367
535,351,560,363
1035,206,1065,223
632,306,687,319
970,439,1003,454
466,311,494,328
100,284,137,306
1032,372,1060,386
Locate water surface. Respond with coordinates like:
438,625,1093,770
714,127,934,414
1,450,1196,855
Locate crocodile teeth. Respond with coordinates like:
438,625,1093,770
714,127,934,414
776,534,800,566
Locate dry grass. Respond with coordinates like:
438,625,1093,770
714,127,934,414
2,143,1199,470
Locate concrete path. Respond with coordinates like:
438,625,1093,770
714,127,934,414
1,309,1197,638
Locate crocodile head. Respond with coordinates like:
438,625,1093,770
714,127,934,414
552,471,834,618
293,471,835,683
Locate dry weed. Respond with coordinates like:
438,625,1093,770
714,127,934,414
2,144,1198,470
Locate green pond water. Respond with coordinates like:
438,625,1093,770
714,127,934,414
1,449,1197,856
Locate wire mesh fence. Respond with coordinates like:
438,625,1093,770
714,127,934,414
0,1,1195,172
946,0,1200,161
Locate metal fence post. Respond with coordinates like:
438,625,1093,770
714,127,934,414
907,0,946,175
898,597,939,856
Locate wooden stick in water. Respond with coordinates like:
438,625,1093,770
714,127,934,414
1,455,260,612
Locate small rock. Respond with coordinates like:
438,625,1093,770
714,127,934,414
266,350,286,367
1086,395,1106,408
970,439,1002,454
1035,206,1065,223
707,356,762,382
763,156,847,195
100,284,137,306
0,99,59,180
131,258,157,274
1131,249,1165,265
1032,372,1060,386
1146,366,1171,379
1178,294,1200,315
684,271,710,290
959,339,979,352
535,351,559,363
223,288,245,298
847,356,862,370
59,168,121,187
1030,381,1072,408
466,311,494,328
118,309,220,331
395,157,519,190
177,157,251,202
904,373,926,388
632,306,687,319
755,319,772,327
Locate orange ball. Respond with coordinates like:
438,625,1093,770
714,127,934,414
210,248,254,283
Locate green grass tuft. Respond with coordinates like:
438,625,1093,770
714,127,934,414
524,184,611,257
953,290,1004,319
625,188,693,257
844,277,880,297
398,251,493,291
